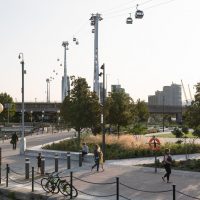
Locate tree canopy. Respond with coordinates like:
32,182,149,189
0,93,15,122
184,82,200,129
60,77,100,148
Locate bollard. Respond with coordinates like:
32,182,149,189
173,184,176,200
67,152,71,169
55,154,59,172
154,152,157,173
0,147,1,184
41,156,45,175
70,171,73,199
6,164,9,187
32,167,34,192
116,177,119,200
25,158,30,179
79,151,82,167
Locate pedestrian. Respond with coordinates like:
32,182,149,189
99,147,104,172
11,132,18,150
37,152,42,174
162,148,172,183
81,142,89,161
91,144,100,172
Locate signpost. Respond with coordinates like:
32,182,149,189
148,136,161,173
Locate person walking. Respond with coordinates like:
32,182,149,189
162,148,172,183
99,147,104,172
11,132,18,150
91,144,100,172
81,142,89,161
37,153,42,174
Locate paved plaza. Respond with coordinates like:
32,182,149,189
0,132,200,200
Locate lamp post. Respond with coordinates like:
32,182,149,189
42,111,44,134
99,63,105,162
57,110,60,132
18,53,26,154
162,96,165,132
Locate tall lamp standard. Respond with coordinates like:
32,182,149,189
18,53,26,154
162,95,165,132
99,63,105,162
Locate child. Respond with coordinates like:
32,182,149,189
37,153,42,174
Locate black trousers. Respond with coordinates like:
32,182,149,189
13,142,17,149
164,164,171,181
92,159,99,171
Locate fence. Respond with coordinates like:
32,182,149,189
0,147,200,199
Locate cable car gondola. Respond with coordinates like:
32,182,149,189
76,40,79,45
92,28,95,33
126,13,133,24
135,4,144,19
73,37,76,42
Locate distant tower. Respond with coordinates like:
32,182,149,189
46,78,50,102
62,41,70,101
90,13,103,98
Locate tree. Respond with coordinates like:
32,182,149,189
106,91,133,137
0,93,15,123
184,82,200,129
134,99,149,124
60,77,100,149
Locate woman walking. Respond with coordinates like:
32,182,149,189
91,144,100,172
162,148,172,183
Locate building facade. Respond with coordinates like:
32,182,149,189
148,83,182,106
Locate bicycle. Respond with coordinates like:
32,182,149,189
41,172,78,197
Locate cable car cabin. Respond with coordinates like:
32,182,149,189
126,17,133,24
92,29,95,33
76,41,79,45
135,10,144,19
73,37,76,42
91,21,95,26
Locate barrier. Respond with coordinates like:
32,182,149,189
1,165,200,200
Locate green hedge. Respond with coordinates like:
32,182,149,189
43,139,200,160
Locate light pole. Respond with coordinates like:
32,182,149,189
162,96,165,132
42,111,44,134
57,110,60,132
18,53,26,154
99,63,105,161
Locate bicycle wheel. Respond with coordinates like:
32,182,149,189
60,182,78,197
50,181,59,194
41,178,51,193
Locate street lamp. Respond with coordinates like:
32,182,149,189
162,96,165,132
57,110,60,132
99,63,105,162
18,53,26,154
42,111,44,134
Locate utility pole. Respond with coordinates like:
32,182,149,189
90,13,103,99
18,53,26,154
99,64,105,162
62,41,69,102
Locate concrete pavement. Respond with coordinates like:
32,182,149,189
1,132,200,199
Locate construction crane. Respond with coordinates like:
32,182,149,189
181,80,188,105
188,84,193,101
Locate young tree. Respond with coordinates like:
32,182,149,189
61,77,100,149
106,91,133,137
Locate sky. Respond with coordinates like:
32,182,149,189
0,0,199,103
